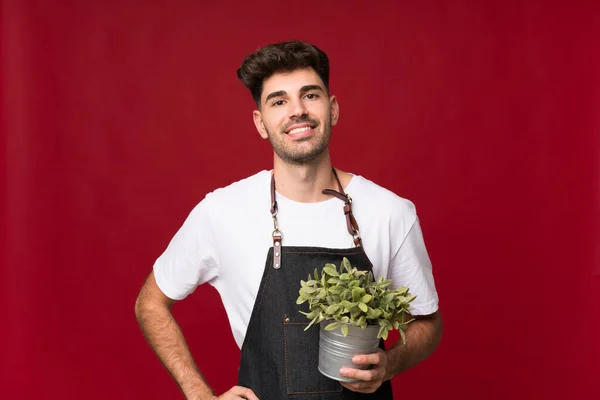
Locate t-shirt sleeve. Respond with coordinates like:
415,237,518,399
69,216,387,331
389,215,439,316
153,197,219,301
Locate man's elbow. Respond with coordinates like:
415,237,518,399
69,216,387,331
134,274,176,323
134,279,157,322
433,310,443,347
415,309,443,349
423,309,443,351
134,291,149,323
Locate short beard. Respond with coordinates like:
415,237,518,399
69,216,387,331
266,117,332,165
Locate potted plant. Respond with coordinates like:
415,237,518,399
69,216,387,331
296,257,416,382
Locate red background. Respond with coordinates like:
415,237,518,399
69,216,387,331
2,1,599,399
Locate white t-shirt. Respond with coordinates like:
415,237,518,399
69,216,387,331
153,170,439,349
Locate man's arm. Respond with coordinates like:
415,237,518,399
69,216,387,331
134,272,258,400
384,310,443,379
339,310,443,393
135,272,214,399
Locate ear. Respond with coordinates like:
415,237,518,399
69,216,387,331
330,95,339,126
253,110,269,139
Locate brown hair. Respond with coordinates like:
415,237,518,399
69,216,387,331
237,40,330,106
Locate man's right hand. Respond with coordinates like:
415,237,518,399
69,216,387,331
211,385,259,400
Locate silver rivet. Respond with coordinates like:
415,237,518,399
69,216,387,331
275,242,280,246
275,263,280,269
275,252,279,256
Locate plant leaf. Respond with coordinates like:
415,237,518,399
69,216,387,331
301,310,319,319
366,307,382,319
296,296,307,305
323,265,339,276
324,321,340,331
325,304,341,314
299,288,309,299
341,323,349,336
352,287,365,302
305,315,319,331
358,302,368,312
341,257,351,272
340,290,349,301
396,286,409,295
361,294,373,304
399,327,407,344
357,315,367,328
328,286,344,295
339,300,353,310
380,328,389,340
350,306,362,318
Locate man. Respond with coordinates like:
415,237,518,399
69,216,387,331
135,40,442,400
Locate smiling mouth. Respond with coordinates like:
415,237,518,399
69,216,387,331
287,126,313,135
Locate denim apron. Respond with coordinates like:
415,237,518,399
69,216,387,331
237,169,394,400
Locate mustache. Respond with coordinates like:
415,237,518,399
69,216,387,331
280,116,319,133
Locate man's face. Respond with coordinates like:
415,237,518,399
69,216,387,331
253,68,339,165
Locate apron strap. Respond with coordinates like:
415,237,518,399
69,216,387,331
323,168,363,247
270,172,282,269
270,171,278,216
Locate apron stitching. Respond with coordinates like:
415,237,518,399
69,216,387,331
284,320,289,393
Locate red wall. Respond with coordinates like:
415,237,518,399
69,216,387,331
2,1,599,398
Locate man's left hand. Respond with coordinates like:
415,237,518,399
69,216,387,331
338,349,388,393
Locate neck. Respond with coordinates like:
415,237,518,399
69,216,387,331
272,152,338,203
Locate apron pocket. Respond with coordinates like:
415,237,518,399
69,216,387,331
284,320,343,395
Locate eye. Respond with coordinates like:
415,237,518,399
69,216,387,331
304,93,319,100
271,100,285,107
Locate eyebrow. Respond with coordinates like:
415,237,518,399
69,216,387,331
265,90,287,103
264,85,325,104
299,84,324,94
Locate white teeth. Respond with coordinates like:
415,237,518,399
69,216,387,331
288,126,311,134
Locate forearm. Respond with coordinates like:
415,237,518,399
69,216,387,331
384,310,442,380
135,301,213,400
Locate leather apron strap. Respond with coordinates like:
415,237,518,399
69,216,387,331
323,168,363,247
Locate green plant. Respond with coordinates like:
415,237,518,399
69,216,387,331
296,257,416,343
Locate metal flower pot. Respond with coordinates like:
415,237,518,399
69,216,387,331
318,320,380,382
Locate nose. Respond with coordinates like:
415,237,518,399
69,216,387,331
288,97,308,119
